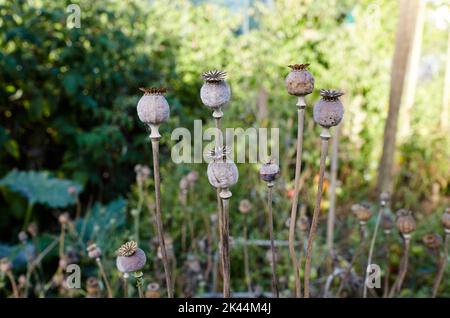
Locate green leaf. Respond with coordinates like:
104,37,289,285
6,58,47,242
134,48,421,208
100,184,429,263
0,170,83,208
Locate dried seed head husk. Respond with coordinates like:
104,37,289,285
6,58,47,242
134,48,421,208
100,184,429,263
422,233,442,249
208,146,230,161
0,258,12,273
442,208,450,230
299,215,310,232
137,88,170,125
352,204,372,222
285,64,314,96
380,192,390,204
239,199,252,214
381,212,393,231
200,80,231,109
259,158,280,182
313,89,344,128
395,209,416,235
87,243,102,259
116,247,146,273
58,212,70,225
86,277,100,297
146,283,161,298
207,160,238,189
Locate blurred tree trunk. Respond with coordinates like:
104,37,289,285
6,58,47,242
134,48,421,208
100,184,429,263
377,0,422,194
442,32,450,132
399,0,426,138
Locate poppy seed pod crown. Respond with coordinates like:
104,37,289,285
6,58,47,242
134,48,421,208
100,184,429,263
259,158,280,183
137,87,170,126
313,89,344,128
285,64,314,96
396,209,416,237
116,241,147,273
200,70,231,110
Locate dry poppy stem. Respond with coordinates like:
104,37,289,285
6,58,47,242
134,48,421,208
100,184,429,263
363,204,385,298
150,129,174,298
243,214,253,293
96,258,113,298
6,270,19,298
383,231,391,298
220,190,231,297
432,232,449,297
337,223,365,297
388,236,410,297
267,182,279,297
304,128,331,298
123,273,129,298
289,97,306,298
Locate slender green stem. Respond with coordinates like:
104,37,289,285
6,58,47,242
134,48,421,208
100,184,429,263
304,128,331,298
134,271,144,298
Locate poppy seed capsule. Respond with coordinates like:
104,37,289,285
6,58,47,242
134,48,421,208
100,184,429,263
422,233,442,249
313,89,345,128
116,241,147,273
239,199,252,214
380,192,390,206
0,258,12,273
207,147,238,190
352,204,372,223
137,87,170,126
200,70,231,110
259,159,280,183
396,209,416,237
442,208,450,233
285,64,314,96
87,243,102,259
381,212,393,233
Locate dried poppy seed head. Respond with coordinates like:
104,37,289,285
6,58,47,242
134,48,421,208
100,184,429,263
206,146,238,190
259,158,280,183
27,223,38,237
58,212,70,225
86,243,102,259
137,87,170,126
116,241,146,273
0,258,12,273
395,209,416,237
285,63,314,96
381,212,393,233
86,277,100,297
146,283,161,298
380,192,390,205
18,231,28,242
239,199,252,214
313,89,344,128
200,70,231,110
422,233,442,249
299,215,310,233
352,204,372,224
442,208,450,233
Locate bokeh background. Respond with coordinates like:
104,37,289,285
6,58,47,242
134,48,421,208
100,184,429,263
0,0,449,297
